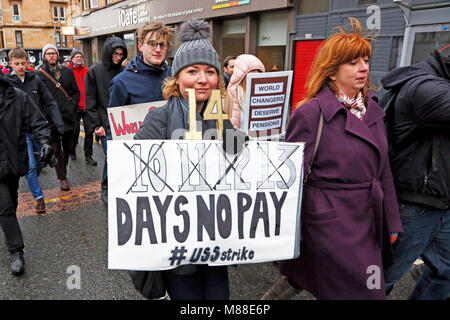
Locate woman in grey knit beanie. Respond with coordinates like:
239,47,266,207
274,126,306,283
134,19,238,300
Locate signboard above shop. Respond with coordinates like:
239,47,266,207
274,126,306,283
73,0,293,38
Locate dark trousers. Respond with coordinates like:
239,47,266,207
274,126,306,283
0,178,24,253
73,110,94,158
51,131,74,180
162,265,229,300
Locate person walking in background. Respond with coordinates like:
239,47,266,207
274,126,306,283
0,75,53,275
68,48,97,166
104,22,173,204
227,54,265,129
37,44,80,191
7,48,64,214
85,37,128,204
381,47,450,300
222,55,236,88
264,18,402,300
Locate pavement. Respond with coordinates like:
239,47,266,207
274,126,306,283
0,135,416,300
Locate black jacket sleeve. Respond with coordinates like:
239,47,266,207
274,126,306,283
23,90,51,146
407,76,450,130
85,68,102,131
66,68,80,113
38,77,64,134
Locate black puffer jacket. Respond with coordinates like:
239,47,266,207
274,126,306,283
0,77,51,181
37,64,80,133
8,70,64,135
382,50,450,210
85,36,127,131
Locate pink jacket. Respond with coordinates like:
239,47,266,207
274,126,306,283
227,54,265,128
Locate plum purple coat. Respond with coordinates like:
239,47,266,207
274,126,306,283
279,86,403,300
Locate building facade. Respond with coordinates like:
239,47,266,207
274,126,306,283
0,0,77,66
72,0,296,70
290,0,450,107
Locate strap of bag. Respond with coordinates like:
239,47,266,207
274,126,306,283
40,68,71,100
303,107,324,184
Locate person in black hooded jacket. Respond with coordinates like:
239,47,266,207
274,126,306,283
382,49,450,300
85,36,127,204
8,48,64,214
0,75,53,275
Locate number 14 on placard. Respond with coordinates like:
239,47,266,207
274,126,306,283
184,89,229,141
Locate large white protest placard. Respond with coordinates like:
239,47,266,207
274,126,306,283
242,71,293,141
108,140,304,271
107,100,166,140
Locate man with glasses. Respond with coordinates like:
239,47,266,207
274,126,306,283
96,23,173,205
109,22,174,107
85,37,128,204
37,44,80,191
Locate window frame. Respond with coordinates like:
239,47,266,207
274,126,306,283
12,3,21,21
15,30,23,47
89,0,99,9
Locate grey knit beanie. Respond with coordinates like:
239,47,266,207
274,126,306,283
172,19,220,76
70,48,83,61
42,44,59,58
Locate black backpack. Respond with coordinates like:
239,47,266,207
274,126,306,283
379,88,398,157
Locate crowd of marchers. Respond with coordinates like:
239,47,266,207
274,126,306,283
0,17,448,300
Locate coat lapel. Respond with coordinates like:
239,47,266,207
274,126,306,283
317,87,385,157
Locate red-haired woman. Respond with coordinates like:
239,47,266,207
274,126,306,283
269,18,403,300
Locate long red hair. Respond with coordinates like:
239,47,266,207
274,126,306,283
297,18,374,107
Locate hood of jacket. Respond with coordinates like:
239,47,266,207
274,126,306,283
102,36,128,70
227,54,265,104
382,50,450,90
0,76,17,106
125,55,169,74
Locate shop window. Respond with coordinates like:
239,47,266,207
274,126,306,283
389,36,403,71
15,30,23,47
55,31,61,47
12,4,20,21
257,11,288,71
298,0,330,14
124,33,136,63
90,0,99,9
411,31,450,64
54,6,66,23
222,19,246,61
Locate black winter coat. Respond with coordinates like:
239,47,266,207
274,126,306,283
382,50,450,210
0,77,51,181
37,64,80,133
8,70,64,135
86,36,127,131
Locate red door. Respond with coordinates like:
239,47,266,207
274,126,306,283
291,40,324,111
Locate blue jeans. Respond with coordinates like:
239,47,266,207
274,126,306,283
100,129,112,191
26,134,44,200
384,200,450,300
162,265,229,300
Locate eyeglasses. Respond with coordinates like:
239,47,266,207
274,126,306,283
146,41,167,50
45,52,57,56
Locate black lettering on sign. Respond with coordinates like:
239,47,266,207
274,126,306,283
116,198,132,245
135,197,157,245
153,195,172,244
197,195,215,241
250,192,270,238
173,196,190,243
216,194,232,239
237,193,252,239
270,191,288,236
